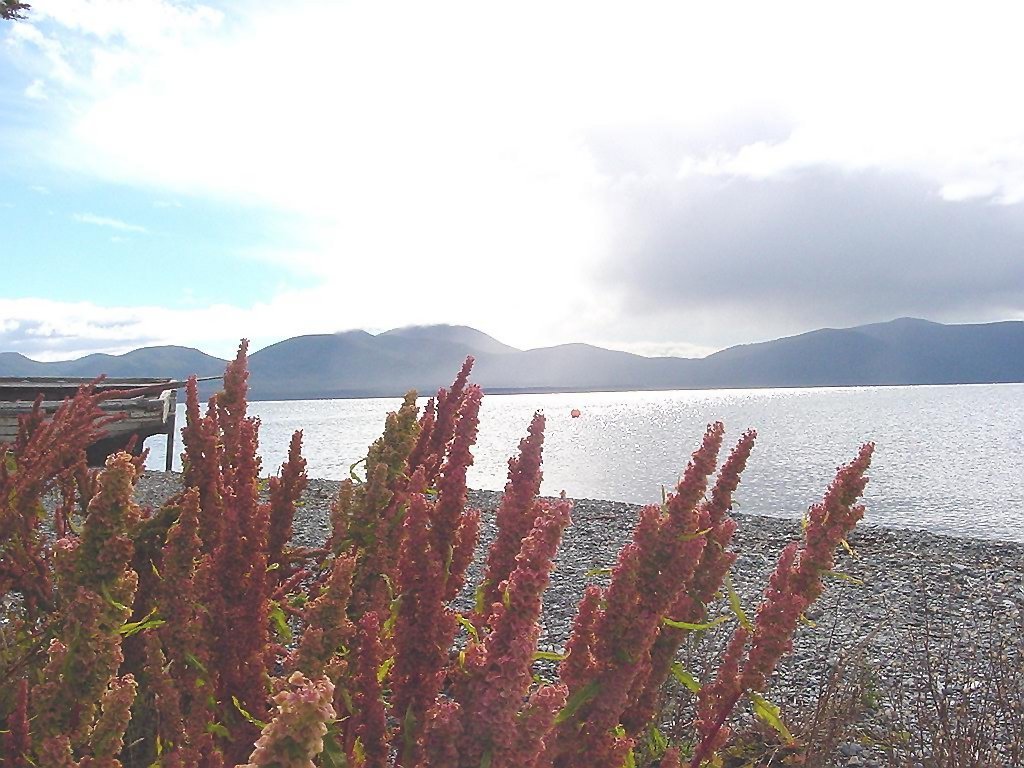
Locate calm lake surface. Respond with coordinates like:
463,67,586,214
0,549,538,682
145,383,1024,542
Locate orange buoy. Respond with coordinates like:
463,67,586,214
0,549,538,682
570,408,581,418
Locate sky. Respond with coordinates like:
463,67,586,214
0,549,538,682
2,1,1023,361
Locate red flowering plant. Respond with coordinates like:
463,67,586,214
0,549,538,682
0,347,874,768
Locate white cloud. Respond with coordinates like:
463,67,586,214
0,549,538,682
17,3,1023,206
599,340,721,360
5,1,1024,355
0,297,275,360
24,78,47,99
73,212,148,232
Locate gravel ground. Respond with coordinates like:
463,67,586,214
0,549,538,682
133,471,1024,767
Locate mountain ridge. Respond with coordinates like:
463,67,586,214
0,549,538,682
2,318,1021,399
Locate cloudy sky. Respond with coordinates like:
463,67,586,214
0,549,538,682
2,1,1023,361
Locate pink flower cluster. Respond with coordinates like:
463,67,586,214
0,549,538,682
241,672,336,768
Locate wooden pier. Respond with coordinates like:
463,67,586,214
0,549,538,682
0,377,186,470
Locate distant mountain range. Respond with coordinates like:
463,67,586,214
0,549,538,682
2,317,1022,400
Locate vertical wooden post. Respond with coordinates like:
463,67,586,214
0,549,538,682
164,388,177,472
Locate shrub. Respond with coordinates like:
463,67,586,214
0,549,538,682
0,348,874,767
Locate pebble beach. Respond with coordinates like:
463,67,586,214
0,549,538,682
133,471,1024,766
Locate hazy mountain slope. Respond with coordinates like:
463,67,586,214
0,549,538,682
246,330,485,399
0,352,52,377
4,319,1023,399
699,318,1024,387
0,346,226,380
471,343,697,391
378,324,520,355
60,346,229,379
854,317,1024,383
697,328,897,386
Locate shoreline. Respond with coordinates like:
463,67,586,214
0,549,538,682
134,471,1024,667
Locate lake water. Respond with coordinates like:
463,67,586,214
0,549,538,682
144,383,1024,542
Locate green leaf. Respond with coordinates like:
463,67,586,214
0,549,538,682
670,662,702,693
480,747,493,768
381,573,396,602
349,457,368,483
662,615,730,632
456,613,480,642
319,731,349,768
585,567,613,578
268,602,292,643
232,695,267,729
184,652,208,675
338,686,355,716
533,650,567,662
679,527,713,542
100,583,130,612
118,608,165,637
474,582,487,614
554,680,601,725
383,593,401,635
646,724,668,753
206,722,231,740
377,656,394,684
401,706,418,767
725,573,752,631
748,691,794,744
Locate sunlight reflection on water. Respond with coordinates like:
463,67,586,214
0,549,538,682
146,383,1024,542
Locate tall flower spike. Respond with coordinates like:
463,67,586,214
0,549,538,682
289,554,356,678
430,384,482,597
622,429,757,736
30,454,141,756
180,375,224,551
266,429,308,578
415,356,474,486
549,423,725,768
391,492,454,767
86,673,138,764
691,443,874,768
0,381,114,618
352,611,389,768
452,498,572,768
479,410,546,621
3,679,30,767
